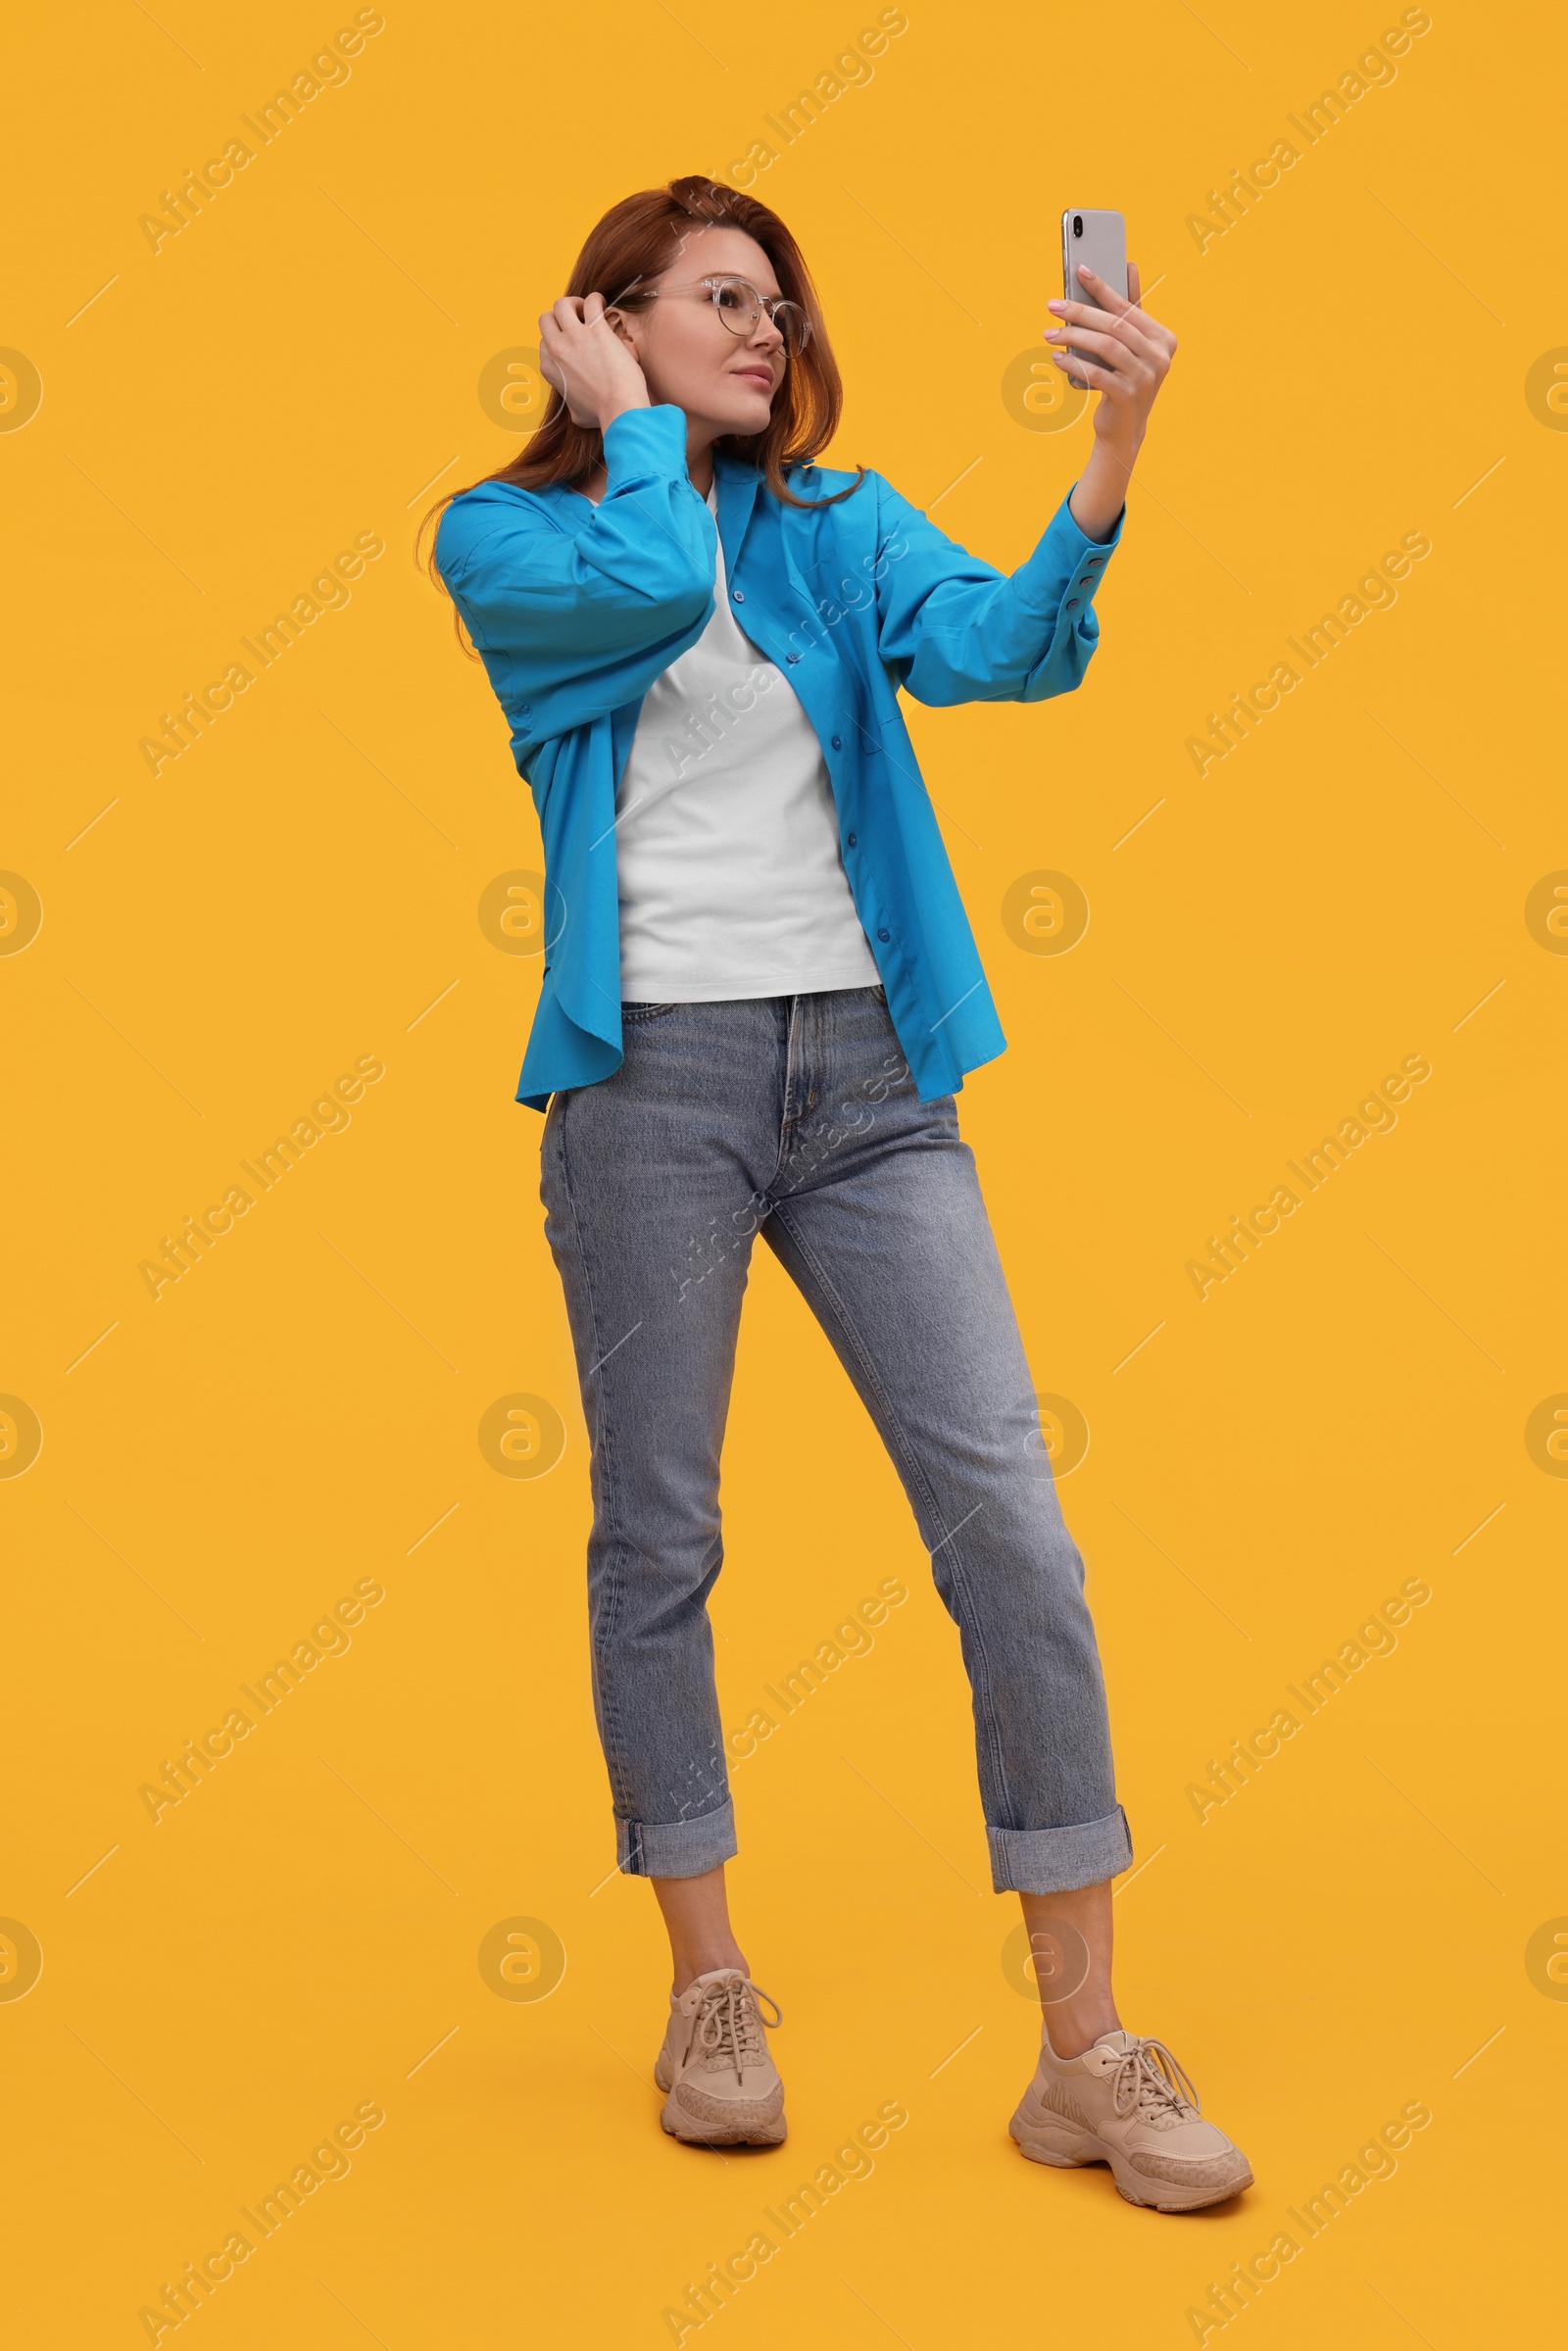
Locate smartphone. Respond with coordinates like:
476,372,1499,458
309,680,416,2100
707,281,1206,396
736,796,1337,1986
1060,209,1128,389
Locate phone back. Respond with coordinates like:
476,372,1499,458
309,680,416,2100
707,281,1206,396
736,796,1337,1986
1060,208,1127,389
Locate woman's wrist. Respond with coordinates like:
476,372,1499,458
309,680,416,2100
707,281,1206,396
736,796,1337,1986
599,389,653,430
1069,436,1140,543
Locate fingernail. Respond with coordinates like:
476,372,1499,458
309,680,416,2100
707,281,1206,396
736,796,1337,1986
1047,300,1066,315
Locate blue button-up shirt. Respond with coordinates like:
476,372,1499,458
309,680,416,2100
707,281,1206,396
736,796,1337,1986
434,405,1122,1109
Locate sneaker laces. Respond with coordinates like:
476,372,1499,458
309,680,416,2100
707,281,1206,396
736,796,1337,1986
1108,2036,1201,2129
692,1974,782,2082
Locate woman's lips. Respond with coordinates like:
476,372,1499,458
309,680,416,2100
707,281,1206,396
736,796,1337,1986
732,367,774,390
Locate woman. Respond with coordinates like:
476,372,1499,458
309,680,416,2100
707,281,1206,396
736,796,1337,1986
430,176,1250,2210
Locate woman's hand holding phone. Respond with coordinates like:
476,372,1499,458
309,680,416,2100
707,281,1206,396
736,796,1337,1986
1045,263,1177,542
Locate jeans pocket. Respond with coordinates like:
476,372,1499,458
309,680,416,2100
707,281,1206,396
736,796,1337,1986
620,1001,677,1024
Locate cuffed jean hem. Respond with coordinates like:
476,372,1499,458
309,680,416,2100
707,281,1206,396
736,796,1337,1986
987,1804,1134,1895
615,1798,738,1880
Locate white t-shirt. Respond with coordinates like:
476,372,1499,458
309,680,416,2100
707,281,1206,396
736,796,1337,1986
612,483,880,1001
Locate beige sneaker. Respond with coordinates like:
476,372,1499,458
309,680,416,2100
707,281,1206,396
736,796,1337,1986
1010,2026,1252,2211
653,1968,786,2146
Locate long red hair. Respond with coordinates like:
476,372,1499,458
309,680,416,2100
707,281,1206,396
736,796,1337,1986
421,175,862,631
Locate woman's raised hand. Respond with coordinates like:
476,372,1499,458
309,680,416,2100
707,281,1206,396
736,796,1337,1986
1045,263,1176,460
537,292,652,430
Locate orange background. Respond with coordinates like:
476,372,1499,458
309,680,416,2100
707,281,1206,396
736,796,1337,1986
4,1,1564,2343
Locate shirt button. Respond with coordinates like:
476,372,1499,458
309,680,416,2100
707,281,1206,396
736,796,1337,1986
1065,599,1079,611
786,653,799,664
847,832,858,847
732,588,745,602
830,734,842,750
876,927,891,942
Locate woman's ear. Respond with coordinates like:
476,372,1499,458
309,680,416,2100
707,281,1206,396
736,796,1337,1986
603,306,641,353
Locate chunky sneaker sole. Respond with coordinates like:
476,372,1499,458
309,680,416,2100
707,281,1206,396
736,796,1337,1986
1008,2082,1252,2212
654,2047,787,2146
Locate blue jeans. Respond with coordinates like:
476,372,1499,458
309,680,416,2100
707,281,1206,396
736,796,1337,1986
538,985,1133,1896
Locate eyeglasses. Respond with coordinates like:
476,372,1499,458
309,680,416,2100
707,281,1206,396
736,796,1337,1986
626,275,812,357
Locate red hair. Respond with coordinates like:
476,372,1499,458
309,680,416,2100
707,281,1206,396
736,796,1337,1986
421,175,862,622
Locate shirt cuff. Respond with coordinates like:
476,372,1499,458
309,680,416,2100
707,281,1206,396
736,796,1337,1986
602,402,692,489
1014,488,1125,622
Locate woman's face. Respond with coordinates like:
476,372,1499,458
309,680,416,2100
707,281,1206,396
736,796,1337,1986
609,225,787,438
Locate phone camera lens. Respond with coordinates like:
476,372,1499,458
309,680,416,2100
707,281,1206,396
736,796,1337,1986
1072,215,1083,236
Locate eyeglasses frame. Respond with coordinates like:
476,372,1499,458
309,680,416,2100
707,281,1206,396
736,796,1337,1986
610,273,813,355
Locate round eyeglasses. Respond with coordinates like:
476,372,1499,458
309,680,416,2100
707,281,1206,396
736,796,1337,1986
630,275,812,358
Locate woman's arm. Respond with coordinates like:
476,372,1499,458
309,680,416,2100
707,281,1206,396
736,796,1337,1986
869,264,1176,704
434,407,715,718
869,481,1123,707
